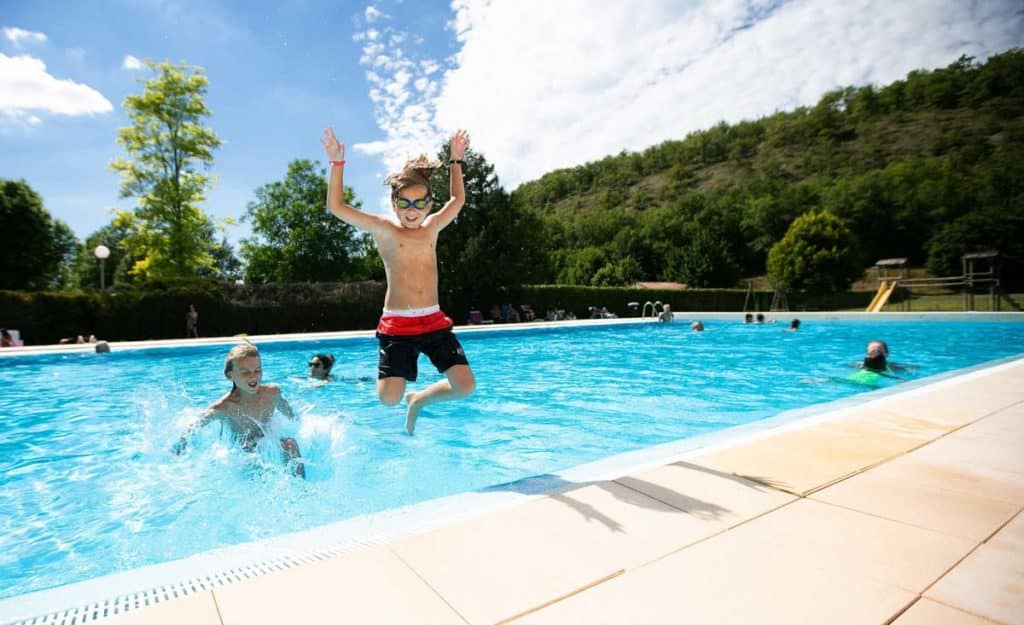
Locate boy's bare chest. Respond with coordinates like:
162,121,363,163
379,230,437,261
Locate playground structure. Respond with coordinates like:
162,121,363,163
866,251,1002,312
743,280,789,313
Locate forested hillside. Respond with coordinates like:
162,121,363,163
509,50,1024,290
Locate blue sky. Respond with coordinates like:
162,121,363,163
2,0,1022,248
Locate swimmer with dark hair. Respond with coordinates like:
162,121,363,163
308,353,336,381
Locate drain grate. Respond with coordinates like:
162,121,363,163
5,547,356,625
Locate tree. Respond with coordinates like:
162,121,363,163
767,211,862,294
241,159,374,283
70,220,133,289
110,59,223,280
431,146,547,302
48,221,81,290
0,179,75,290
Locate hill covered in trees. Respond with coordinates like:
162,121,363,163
509,50,1024,290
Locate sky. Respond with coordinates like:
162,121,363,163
2,0,1023,249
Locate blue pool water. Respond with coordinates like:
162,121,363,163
1,318,1022,600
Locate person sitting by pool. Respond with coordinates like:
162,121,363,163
0,328,15,347
174,343,305,478
690,320,704,332
658,304,674,323
308,353,335,381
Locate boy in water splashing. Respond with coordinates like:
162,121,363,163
320,127,475,435
174,343,305,477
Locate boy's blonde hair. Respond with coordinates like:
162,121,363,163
383,154,440,201
224,343,259,374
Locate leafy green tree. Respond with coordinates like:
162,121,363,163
926,205,1024,286
110,59,223,280
668,227,741,288
48,221,81,290
0,179,76,290
431,147,547,302
767,211,862,294
200,233,244,282
241,159,371,283
70,220,133,289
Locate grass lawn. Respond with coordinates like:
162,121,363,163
838,291,1023,312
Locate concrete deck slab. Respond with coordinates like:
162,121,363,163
906,427,1024,478
212,546,465,625
613,460,796,527
512,502,921,625
926,512,1024,625
390,478,767,625
883,379,1023,429
687,411,929,496
891,598,1002,625
810,463,1021,542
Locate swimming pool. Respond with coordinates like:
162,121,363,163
1,315,1022,603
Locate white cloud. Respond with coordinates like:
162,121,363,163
362,0,1024,192
3,27,47,48
0,53,113,125
365,6,388,24
122,54,144,70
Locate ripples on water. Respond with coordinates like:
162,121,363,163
1,319,1022,598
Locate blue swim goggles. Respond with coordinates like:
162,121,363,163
396,197,431,210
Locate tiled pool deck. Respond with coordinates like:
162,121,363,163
3,322,1022,625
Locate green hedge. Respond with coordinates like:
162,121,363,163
448,285,876,320
1,281,875,345
0,281,386,345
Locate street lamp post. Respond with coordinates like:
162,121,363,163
94,245,110,290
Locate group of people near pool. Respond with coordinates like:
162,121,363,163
170,127,915,478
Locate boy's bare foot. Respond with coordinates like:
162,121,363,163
405,391,421,435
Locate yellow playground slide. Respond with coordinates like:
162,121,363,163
866,280,898,312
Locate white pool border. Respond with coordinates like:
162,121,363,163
1,312,1021,624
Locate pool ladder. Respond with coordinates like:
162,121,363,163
641,300,663,318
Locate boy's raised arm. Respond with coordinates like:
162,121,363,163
320,127,389,234
172,409,218,454
425,129,469,230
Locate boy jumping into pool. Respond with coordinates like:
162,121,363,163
174,343,305,478
320,127,475,435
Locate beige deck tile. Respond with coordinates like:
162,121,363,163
731,498,975,592
951,402,1024,444
689,417,925,495
214,546,464,625
883,380,1022,429
391,480,732,625
891,598,1002,625
614,461,796,526
906,429,1024,478
98,592,222,625
926,513,1024,625
878,452,1024,506
810,462,1020,542
512,501,921,625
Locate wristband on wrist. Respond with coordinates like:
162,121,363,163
449,159,464,165
330,160,346,167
